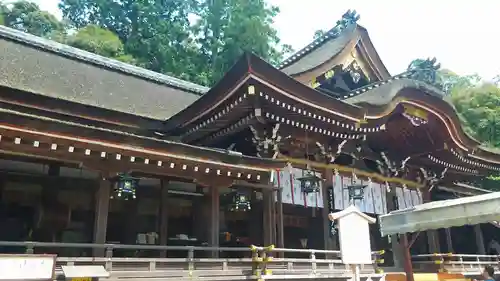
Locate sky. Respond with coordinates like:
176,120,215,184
32,0,500,79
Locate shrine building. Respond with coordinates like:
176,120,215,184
0,10,498,261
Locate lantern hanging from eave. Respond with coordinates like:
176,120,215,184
225,189,252,212
298,170,322,194
111,173,138,200
346,184,367,204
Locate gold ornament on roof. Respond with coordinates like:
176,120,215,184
402,104,428,120
324,69,335,80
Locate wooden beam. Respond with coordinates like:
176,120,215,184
93,177,110,256
262,189,273,246
159,179,169,257
281,155,423,188
0,136,272,186
276,187,284,253
232,180,276,190
209,186,220,257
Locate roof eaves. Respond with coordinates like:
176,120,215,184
355,26,391,79
344,71,413,100
0,105,282,168
452,182,492,194
344,75,500,164
0,26,209,95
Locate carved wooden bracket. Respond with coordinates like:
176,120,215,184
316,140,361,165
249,123,281,159
419,167,447,192
377,152,412,178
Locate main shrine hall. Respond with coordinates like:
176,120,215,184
0,10,498,263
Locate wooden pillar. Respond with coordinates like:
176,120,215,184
322,168,337,254
270,190,277,246
262,189,273,246
124,195,139,245
401,233,415,281
474,224,486,255
93,177,111,256
158,180,169,257
422,188,440,253
249,191,263,245
444,228,453,253
386,185,404,268
276,187,284,253
0,179,4,218
208,186,220,257
38,164,61,234
192,186,206,242
426,231,440,253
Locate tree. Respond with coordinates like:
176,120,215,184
66,25,135,63
451,83,500,147
407,59,500,147
59,0,196,41
59,0,292,86
58,0,201,82
438,69,481,95
0,0,292,86
192,0,292,84
2,1,65,37
493,74,500,86
0,3,7,25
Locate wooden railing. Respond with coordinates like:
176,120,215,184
412,253,500,274
0,241,385,280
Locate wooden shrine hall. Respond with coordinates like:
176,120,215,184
0,9,499,264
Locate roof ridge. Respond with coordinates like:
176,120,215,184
344,71,413,99
0,25,209,95
346,59,450,100
342,70,451,102
278,9,360,69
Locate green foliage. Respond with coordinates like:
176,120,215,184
412,63,500,186
1,1,65,37
67,25,126,58
451,83,500,147
58,0,199,78
438,69,481,94
192,0,292,83
0,0,291,87
0,3,6,25
56,0,291,86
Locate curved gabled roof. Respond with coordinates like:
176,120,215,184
280,24,357,75
279,21,391,82
345,75,500,168
162,52,365,133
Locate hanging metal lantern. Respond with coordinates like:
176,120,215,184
224,190,251,212
111,173,138,200
298,170,322,193
346,184,366,204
